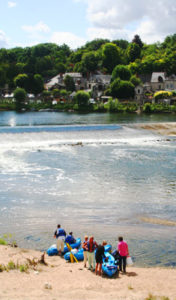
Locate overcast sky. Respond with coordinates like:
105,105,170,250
0,0,176,49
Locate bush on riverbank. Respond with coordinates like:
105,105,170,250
143,102,176,113
0,101,15,110
1,98,176,113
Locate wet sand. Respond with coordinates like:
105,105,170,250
137,122,176,136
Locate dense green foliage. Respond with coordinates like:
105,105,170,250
14,87,26,111
1,34,176,107
64,75,75,92
74,90,90,109
143,102,176,113
110,79,135,99
112,65,131,81
154,90,172,100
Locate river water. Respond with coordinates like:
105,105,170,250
0,111,176,267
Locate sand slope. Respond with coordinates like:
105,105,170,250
0,245,176,300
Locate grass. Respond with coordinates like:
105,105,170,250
145,294,170,300
0,238,7,245
128,284,134,290
0,261,29,273
19,264,29,272
7,261,16,270
0,252,47,273
0,234,17,247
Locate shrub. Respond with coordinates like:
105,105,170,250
74,91,90,109
154,91,172,100
19,264,28,272
14,88,27,111
0,264,5,272
143,103,153,113
7,261,16,270
0,238,7,245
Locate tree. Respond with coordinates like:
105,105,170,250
14,73,28,89
82,51,99,73
14,88,26,111
52,89,60,98
127,43,141,62
73,62,87,75
32,74,44,95
35,56,53,76
132,35,143,48
112,65,131,81
55,62,66,74
130,75,142,87
74,90,90,108
64,75,75,92
110,79,135,99
0,67,6,87
112,39,129,49
16,62,26,74
84,39,110,51
102,43,121,73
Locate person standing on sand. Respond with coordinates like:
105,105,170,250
54,224,66,255
95,241,107,276
65,232,76,245
86,236,98,271
82,235,88,268
117,236,129,273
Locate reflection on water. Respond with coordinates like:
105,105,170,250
0,112,176,267
0,110,176,127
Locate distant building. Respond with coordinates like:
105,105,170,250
45,72,87,91
135,72,176,104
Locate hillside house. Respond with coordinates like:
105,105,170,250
135,72,176,104
45,72,87,91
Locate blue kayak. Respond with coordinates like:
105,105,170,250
64,238,81,253
47,244,58,256
47,238,81,256
64,248,84,261
64,244,112,261
102,252,118,277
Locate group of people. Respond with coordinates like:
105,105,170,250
54,224,76,254
54,224,129,276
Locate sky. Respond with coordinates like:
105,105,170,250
0,0,176,49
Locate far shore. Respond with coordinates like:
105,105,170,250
0,245,176,300
136,122,176,136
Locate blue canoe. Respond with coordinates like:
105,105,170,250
64,244,112,261
47,238,81,256
102,252,118,277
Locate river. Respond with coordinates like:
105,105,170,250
0,111,175,267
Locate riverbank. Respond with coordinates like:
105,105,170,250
0,245,175,300
137,122,176,136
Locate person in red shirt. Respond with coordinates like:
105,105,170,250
117,236,129,273
86,236,98,271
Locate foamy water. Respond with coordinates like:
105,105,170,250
0,111,176,267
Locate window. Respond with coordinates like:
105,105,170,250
158,76,163,83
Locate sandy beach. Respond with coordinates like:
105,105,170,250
137,122,176,136
0,245,176,300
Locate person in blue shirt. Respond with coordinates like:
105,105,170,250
65,232,76,245
54,224,66,255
